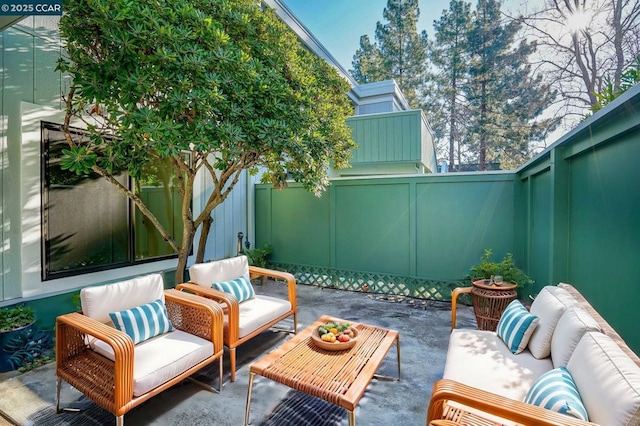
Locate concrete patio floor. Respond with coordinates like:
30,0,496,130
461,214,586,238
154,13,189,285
0,281,476,425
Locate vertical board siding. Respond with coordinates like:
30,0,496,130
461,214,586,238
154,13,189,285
566,136,640,349
0,30,4,299
528,171,552,287
415,177,514,279
334,182,411,274
348,110,423,165
1,21,60,301
270,186,331,266
516,90,640,354
257,174,515,281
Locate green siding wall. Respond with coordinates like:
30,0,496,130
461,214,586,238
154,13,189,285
345,110,437,174
334,182,411,274
416,175,514,278
1,18,65,301
348,111,419,164
567,136,640,346
257,173,516,282
516,89,640,353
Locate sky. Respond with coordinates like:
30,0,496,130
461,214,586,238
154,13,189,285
280,0,529,73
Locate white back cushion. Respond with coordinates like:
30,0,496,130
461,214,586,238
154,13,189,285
568,332,640,426
189,256,250,288
81,274,165,324
551,306,601,368
528,286,579,359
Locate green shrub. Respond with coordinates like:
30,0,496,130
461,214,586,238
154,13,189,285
0,305,35,332
241,244,273,268
468,249,534,289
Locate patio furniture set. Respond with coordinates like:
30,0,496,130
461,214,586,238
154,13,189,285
55,255,399,426
55,255,640,425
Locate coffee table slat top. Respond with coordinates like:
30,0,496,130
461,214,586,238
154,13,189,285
249,315,399,411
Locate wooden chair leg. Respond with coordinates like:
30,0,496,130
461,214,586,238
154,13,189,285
218,357,223,392
55,377,62,413
230,347,237,382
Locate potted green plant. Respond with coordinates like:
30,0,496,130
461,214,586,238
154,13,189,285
0,304,36,372
0,304,35,333
241,244,273,284
468,249,534,289
241,244,272,269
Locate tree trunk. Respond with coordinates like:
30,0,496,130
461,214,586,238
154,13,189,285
196,215,213,264
449,79,457,169
176,221,195,285
479,78,487,171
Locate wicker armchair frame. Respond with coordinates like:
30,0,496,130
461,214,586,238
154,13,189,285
176,265,297,382
56,289,224,426
427,379,598,426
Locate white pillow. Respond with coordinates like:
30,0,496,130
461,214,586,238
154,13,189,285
568,332,640,426
551,306,600,368
528,286,578,359
189,256,250,287
496,300,539,355
81,274,165,324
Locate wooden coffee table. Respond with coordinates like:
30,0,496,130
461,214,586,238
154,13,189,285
244,315,400,426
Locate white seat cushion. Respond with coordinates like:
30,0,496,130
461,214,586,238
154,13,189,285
528,286,579,359
226,295,292,338
444,329,553,401
91,329,214,397
568,332,640,426
81,274,165,324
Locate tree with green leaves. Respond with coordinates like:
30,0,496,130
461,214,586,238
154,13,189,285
426,0,473,169
350,0,429,107
57,0,356,282
591,56,640,113
465,0,556,170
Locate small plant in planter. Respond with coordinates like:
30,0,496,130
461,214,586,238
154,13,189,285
468,249,534,289
0,304,41,373
241,244,273,285
0,304,35,332
241,244,272,269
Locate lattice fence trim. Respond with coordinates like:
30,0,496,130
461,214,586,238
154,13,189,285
270,262,466,301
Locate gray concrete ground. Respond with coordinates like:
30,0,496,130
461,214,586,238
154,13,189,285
0,282,475,426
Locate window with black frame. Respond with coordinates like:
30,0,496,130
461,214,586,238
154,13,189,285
41,122,183,280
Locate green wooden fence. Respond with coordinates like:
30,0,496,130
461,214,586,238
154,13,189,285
256,87,640,354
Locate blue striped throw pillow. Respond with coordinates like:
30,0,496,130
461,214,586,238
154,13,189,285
212,275,255,303
524,367,589,421
109,299,173,345
496,299,539,354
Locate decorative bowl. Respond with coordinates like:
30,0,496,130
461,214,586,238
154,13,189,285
311,325,359,351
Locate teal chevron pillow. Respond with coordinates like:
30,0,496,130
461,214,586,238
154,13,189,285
109,299,173,344
524,367,589,421
497,299,539,354
212,275,255,303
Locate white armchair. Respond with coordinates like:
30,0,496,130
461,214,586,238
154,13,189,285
176,255,297,382
56,274,224,426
